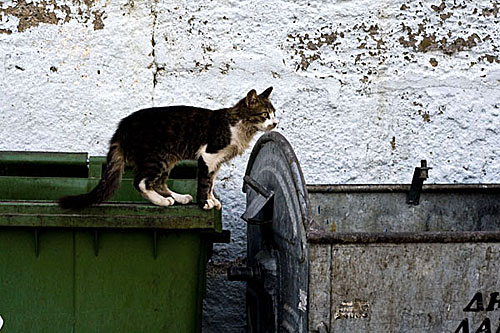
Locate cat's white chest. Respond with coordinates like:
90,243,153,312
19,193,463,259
229,125,251,155
197,124,252,173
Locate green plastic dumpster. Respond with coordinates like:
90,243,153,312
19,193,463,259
0,151,225,332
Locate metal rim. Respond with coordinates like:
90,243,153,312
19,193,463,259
307,184,500,193
307,230,500,244
245,131,315,231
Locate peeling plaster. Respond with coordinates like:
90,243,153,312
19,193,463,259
0,0,107,33
396,1,499,58
92,9,105,30
399,24,483,55
1,0,70,32
287,29,342,70
282,0,500,103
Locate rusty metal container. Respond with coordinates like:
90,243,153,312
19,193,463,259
229,132,500,333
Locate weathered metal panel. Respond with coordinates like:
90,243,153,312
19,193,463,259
309,186,500,233
326,242,500,333
307,231,500,245
308,185,500,332
308,244,331,333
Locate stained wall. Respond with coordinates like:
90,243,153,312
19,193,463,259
1,0,499,331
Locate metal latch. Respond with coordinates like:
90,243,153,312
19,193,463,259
407,160,431,205
241,175,274,224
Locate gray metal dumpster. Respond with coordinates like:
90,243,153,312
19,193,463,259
228,132,500,333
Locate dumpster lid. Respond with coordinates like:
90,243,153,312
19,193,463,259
0,201,222,231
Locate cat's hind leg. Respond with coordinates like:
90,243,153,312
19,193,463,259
155,182,193,205
137,178,175,206
134,166,175,207
153,164,193,205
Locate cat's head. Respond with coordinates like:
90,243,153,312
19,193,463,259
236,87,278,132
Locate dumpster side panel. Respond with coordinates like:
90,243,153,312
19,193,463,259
308,244,331,333
324,243,500,333
75,230,205,332
309,191,500,233
0,229,74,331
0,229,209,332
0,154,217,332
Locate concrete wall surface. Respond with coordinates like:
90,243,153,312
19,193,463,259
1,0,499,331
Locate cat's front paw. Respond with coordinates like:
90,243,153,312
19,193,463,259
201,198,222,210
202,199,215,210
212,198,222,210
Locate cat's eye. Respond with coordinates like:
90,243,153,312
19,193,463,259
261,112,269,118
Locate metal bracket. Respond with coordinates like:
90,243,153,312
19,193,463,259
241,175,274,225
407,160,431,205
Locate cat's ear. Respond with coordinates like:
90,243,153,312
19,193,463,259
245,89,258,107
259,86,273,99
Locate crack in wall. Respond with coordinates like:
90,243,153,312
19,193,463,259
149,0,164,105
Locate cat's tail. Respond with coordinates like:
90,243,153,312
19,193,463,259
58,142,126,209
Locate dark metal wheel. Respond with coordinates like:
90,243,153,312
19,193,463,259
231,132,313,333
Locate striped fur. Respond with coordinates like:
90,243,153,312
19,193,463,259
58,87,277,210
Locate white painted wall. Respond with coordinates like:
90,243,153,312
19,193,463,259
1,0,499,331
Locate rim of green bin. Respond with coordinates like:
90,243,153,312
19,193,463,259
0,201,222,231
0,151,221,232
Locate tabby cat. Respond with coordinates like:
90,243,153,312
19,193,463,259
58,87,277,210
